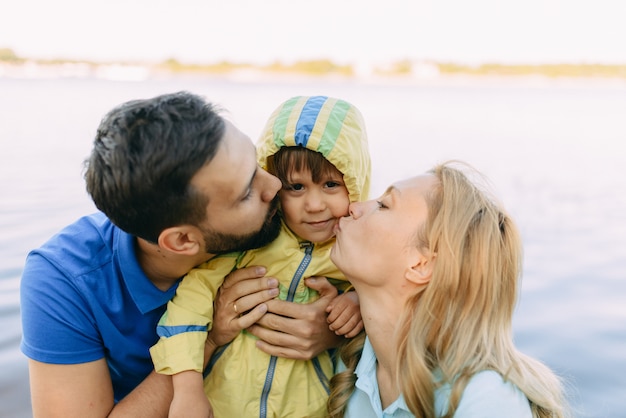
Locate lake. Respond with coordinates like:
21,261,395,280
1,73,625,417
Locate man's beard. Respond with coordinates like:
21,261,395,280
202,198,282,254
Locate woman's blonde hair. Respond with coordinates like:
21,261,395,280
327,331,366,418
328,161,568,418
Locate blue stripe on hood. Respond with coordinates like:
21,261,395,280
293,96,328,146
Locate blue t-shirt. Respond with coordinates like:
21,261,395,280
342,337,532,418
20,212,180,401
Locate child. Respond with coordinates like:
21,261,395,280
150,95,371,418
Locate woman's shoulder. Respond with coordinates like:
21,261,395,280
456,370,532,418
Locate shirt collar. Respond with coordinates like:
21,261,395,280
354,336,412,415
115,229,179,314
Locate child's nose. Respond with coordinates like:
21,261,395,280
305,190,325,212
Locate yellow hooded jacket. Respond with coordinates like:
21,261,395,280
150,96,371,417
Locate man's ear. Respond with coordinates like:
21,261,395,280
157,226,202,255
405,249,436,285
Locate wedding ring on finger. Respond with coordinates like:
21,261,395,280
233,302,238,314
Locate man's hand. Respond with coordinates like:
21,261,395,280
247,276,343,360
208,266,279,349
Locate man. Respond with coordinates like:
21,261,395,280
20,91,341,417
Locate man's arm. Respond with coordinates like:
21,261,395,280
28,359,173,418
29,359,113,417
109,370,173,417
114,326,219,418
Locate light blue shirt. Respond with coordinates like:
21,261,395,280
342,337,532,418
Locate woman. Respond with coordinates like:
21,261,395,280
327,161,568,418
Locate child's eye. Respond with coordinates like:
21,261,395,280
287,183,304,191
324,181,340,188
376,200,388,209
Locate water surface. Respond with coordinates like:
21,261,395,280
1,75,625,417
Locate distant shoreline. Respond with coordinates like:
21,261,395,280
1,48,626,83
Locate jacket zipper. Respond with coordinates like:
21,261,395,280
259,242,314,418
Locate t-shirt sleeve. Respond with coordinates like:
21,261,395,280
20,252,104,364
453,370,533,418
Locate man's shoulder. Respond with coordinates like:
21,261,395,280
26,212,125,278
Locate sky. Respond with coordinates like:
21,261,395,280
1,0,625,65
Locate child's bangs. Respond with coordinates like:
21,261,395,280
269,147,339,184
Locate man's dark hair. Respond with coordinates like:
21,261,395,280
84,91,225,242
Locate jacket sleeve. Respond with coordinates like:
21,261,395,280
149,257,236,375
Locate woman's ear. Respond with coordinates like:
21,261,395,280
405,248,436,285
157,226,202,255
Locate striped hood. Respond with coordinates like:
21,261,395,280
257,96,371,202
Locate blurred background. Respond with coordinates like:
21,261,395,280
2,1,625,416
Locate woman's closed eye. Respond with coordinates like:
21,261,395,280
241,188,254,201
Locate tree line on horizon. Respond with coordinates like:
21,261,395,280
2,48,625,79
